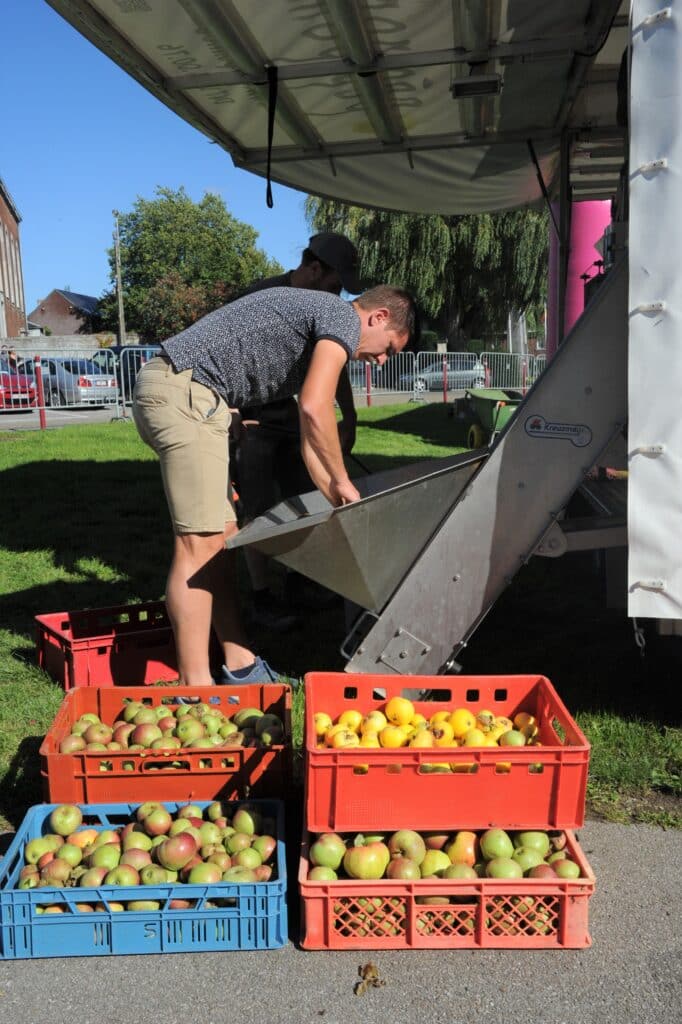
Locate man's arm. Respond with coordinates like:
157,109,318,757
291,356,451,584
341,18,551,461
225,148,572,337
298,340,361,507
335,365,357,454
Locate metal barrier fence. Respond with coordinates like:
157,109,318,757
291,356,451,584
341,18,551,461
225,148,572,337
481,351,547,390
0,346,160,426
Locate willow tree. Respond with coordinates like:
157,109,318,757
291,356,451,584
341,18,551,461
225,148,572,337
305,196,548,347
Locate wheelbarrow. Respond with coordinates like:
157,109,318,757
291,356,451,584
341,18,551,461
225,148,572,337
452,387,524,448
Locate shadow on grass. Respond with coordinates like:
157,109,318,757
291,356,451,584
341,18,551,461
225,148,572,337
0,735,45,830
358,402,467,446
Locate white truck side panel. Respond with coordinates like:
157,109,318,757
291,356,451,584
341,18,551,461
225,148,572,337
628,1,682,618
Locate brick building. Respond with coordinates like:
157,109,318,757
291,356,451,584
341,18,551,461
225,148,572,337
27,289,99,335
0,177,27,337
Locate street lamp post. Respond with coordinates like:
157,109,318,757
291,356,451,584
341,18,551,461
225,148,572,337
113,210,127,346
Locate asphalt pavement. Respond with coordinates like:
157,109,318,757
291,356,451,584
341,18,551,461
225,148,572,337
0,819,679,1024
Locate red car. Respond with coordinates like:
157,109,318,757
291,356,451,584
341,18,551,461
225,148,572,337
0,358,37,412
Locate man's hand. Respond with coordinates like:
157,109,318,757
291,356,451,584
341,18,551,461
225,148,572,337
330,477,361,506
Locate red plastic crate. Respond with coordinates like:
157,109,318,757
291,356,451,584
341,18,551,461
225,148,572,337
36,601,178,689
39,684,291,803
304,673,590,833
300,829,594,950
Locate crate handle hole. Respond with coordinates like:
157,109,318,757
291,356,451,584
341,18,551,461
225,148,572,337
220,758,236,769
198,759,213,769
343,686,358,700
528,762,544,774
142,759,191,772
386,764,402,774
449,762,478,775
96,646,108,655
494,688,508,701
550,716,566,743
403,687,451,702
465,689,479,702
494,762,512,774
98,760,113,772
372,687,387,700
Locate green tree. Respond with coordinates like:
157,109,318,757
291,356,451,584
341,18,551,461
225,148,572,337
305,197,547,348
99,187,282,343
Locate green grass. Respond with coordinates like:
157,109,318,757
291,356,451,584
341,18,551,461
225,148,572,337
0,406,680,831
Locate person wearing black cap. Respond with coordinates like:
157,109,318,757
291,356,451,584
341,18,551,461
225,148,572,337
233,232,363,631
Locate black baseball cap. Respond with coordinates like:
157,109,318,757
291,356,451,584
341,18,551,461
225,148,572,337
308,232,362,294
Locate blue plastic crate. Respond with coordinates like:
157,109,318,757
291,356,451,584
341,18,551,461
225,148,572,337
0,800,287,959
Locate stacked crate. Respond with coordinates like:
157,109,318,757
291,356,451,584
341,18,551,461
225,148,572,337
0,602,292,960
299,672,594,950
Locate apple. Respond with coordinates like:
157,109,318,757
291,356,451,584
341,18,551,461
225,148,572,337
142,807,172,837
130,723,162,747
206,801,226,822
309,834,346,870
547,851,567,864
225,833,252,855
139,864,169,886
528,863,557,879
222,866,257,883
442,863,478,880
175,719,205,745
387,829,426,865
78,867,108,886
37,852,54,869
150,737,182,750
70,720,90,736
67,828,99,849
58,843,83,867
48,804,83,836
104,864,140,886
514,831,550,858
218,722,238,740
78,713,101,725
386,857,421,880
198,822,222,846
91,829,120,848
207,851,232,871
136,801,163,822
121,701,145,723
187,862,222,884
553,859,581,879
89,844,121,871
253,865,273,882
156,833,197,871
132,708,158,725
252,835,276,864
59,734,87,754
83,723,113,746
18,875,40,890
122,831,153,852
127,899,161,911
120,848,152,870
233,848,262,870
512,847,546,873
169,818,193,836
445,831,480,867
177,803,204,820
156,716,177,733
24,838,53,864
40,858,72,885
480,829,514,861
343,842,390,880
85,742,108,752
231,806,261,836
168,898,194,910
485,857,523,879
42,834,65,852
420,849,451,877
112,723,136,747
308,866,337,881
422,832,450,851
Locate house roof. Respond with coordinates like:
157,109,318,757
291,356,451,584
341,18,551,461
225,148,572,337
46,0,628,214
56,290,100,315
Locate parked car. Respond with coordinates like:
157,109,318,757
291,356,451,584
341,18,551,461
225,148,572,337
90,345,160,401
0,358,37,412
400,355,486,392
19,356,119,407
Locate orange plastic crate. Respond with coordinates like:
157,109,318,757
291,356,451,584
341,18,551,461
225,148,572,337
39,684,291,803
305,673,590,833
300,829,594,950
35,601,222,689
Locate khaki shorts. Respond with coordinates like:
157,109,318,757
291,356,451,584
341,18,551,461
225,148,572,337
132,356,236,534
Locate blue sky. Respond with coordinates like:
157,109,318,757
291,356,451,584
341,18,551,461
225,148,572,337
3,1,310,313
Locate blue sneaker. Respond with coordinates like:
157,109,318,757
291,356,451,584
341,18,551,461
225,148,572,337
218,656,281,684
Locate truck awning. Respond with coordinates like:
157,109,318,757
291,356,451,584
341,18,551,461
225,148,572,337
47,0,628,213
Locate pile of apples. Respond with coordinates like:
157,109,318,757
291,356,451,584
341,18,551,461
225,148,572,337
313,696,540,751
16,801,278,913
58,701,285,755
307,827,583,882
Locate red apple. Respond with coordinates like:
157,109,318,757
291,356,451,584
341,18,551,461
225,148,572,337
156,833,197,871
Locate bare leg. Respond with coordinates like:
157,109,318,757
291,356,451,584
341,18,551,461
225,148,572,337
210,520,256,670
166,531,254,685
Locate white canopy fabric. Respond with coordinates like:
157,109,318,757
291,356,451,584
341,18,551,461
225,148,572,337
48,0,628,214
